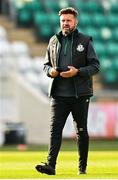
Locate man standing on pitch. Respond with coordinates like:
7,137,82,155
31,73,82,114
35,7,100,175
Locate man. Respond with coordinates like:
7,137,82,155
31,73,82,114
35,7,100,175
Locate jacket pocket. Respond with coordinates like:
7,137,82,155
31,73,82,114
76,76,93,94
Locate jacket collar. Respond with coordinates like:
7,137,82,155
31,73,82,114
56,29,79,42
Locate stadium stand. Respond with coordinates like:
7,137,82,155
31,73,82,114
0,0,118,88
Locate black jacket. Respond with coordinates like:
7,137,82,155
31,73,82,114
44,29,100,97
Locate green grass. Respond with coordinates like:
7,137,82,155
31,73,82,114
0,140,118,179
0,151,118,179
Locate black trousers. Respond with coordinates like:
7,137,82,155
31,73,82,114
47,96,90,170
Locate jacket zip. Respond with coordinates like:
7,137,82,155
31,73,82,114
56,41,61,67
71,34,78,98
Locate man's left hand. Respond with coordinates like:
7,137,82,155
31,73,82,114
60,66,79,78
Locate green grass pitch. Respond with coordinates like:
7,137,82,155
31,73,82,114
1,151,118,179
0,140,118,179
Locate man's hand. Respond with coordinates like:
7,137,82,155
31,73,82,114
60,66,79,78
50,68,59,78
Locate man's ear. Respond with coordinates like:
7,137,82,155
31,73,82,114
76,19,78,26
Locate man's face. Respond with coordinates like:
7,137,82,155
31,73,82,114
60,14,78,35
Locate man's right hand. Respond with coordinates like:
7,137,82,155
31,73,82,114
50,68,59,78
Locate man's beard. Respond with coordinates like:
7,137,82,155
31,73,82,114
62,26,76,36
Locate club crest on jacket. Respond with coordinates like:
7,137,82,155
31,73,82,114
76,44,84,52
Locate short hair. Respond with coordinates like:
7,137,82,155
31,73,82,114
59,7,78,17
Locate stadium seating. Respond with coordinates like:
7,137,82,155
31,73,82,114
31,0,45,13
17,9,32,26
100,27,112,41
44,0,60,12
79,13,92,27
13,0,32,26
107,14,118,27
76,1,118,87
84,27,101,41
113,28,118,41
36,24,53,40
2,0,118,87
110,2,118,13
34,12,49,26
0,26,8,40
75,0,103,14
92,13,107,27
94,42,107,57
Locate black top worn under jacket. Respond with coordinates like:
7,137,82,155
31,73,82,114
44,29,100,98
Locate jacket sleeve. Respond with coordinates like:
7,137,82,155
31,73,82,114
43,43,53,78
78,41,100,77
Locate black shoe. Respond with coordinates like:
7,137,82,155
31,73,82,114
35,162,55,175
79,169,86,174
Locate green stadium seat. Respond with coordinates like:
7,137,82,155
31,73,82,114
33,11,52,40
31,0,45,13
102,69,117,85
100,57,113,71
84,27,101,40
44,0,60,12
111,3,118,13
79,14,92,27
49,12,60,33
14,0,31,26
107,43,118,57
112,56,118,72
49,12,59,26
92,14,107,27
84,1,103,13
113,28,118,41
17,9,32,26
100,56,117,85
115,58,118,69
107,14,118,27
94,42,107,57
100,54,118,86
75,0,85,11
36,24,53,41
23,1,32,11
75,0,103,14
34,12,49,26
